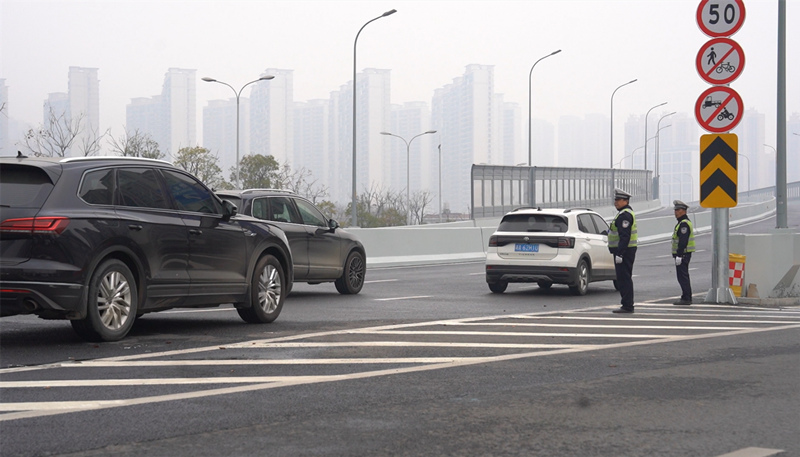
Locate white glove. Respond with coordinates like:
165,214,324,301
675,256,683,266
614,256,623,265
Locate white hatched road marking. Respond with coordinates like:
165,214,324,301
1,304,799,421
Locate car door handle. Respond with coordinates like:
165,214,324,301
128,224,143,231
189,229,203,236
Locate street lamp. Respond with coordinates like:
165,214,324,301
352,9,397,227
438,143,443,223
528,49,561,166
610,79,637,168
655,111,676,178
643,101,667,171
738,153,751,199
201,75,274,188
380,130,437,225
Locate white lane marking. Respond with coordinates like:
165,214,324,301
53,357,482,367
375,295,432,301
714,447,785,457
447,322,749,330
220,341,580,349
364,279,398,284
2,323,798,421
366,330,687,339
468,272,484,276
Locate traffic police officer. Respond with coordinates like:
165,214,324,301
672,200,695,305
608,189,637,313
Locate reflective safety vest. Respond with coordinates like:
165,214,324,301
608,208,638,248
672,219,696,254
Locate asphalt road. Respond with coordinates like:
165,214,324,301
1,202,798,457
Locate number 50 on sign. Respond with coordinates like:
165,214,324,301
697,0,746,37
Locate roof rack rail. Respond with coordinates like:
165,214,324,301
60,156,171,165
564,207,593,213
240,188,293,194
511,206,542,212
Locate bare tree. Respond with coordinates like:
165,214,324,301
409,190,434,225
21,107,85,157
273,163,329,203
108,129,164,159
76,126,110,157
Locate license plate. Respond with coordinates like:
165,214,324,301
514,243,539,252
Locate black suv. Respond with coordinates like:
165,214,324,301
216,189,365,295
0,156,293,341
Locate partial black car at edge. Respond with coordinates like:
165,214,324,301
0,156,293,342
215,189,366,295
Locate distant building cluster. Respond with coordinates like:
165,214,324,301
1,68,799,212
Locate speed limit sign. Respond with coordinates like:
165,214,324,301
697,0,746,37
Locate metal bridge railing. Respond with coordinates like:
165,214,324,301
471,165,652,218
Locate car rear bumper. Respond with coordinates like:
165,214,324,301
485,265,577,285
0,281,85,318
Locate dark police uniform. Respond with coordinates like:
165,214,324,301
609,189,637,313
672,200,695,305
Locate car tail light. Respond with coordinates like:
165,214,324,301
0,217,70,234
557,237,575,248
488,235,497,247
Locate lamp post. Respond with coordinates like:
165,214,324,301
655,112,676,178
738,153,751,200
201,75,274,189
643,102,667,172
438,143,442,223
380,130,437,225
352,9,397,228
610,79,637,168
528,49,561,166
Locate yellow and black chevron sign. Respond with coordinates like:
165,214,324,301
700,133,738,208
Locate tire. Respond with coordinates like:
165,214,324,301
237,255,285,324
488,281,508,294
334,251,365,295
537,280,553,290
71,259,138,342
569,259,590,296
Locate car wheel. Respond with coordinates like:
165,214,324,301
71,259,138,342
488,281,508,294
537,280,553,290
334,251,365,295
237,255,285,323
569,259,589,296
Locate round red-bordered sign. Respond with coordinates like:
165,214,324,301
696,37,745,85
696,0,746,37
695,86,744,133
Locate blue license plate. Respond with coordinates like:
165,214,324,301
514,243,539,252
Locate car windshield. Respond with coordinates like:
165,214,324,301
498,214,568,233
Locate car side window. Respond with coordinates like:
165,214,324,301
294,198,328,228
251,198,268,220
591,214,610,234
162,170,221,214
577,214,594,234
79,169,114,205
268,196,302,224
117,168,169,209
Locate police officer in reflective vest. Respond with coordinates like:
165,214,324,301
608,189,637,313
672,200,695,305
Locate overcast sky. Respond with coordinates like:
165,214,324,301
1,0,798,157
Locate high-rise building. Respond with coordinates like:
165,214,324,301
126,68,196,160
0,79,7,154
656,113,698,204
734,108,767,189
432,64,499,214
386,101,433,195
501,101,521,166
293,99,329,195
202,97,248,179
251,69,294,165
530,118,556,167
68,66,100,153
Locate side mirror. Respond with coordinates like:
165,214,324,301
328,219,340,230
601,229,608,236
222,200,238,219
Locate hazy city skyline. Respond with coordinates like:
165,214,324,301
2,0,797,160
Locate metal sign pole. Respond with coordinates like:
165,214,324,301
705,207,737,304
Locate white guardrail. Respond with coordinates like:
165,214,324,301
349,198,778,268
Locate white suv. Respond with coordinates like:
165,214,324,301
485,207,616,295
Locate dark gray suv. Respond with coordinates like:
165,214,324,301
0,156,293,341
216,189,365,295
